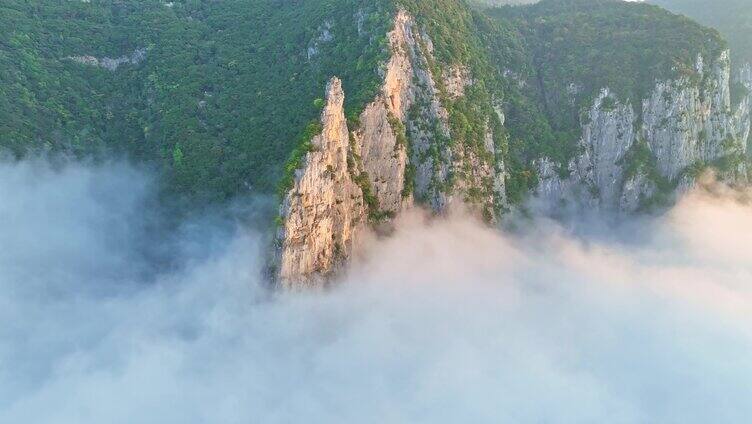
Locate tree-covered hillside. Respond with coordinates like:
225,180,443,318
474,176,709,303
0,0,393,203
482,0,725,189
652,0,752,69
0,0,735,210
470,0,538,7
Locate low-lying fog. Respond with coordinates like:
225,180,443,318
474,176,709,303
1,160,750,423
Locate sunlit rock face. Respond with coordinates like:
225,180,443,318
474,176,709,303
353,10,415,216
276,11,422,288
277,78,365,289
736,62,752,151
643,52,745,180
276,10,508,287
536,50,752,213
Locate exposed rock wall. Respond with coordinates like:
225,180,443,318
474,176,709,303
277,11,424,287
582,90,636,206
451,121,503,220
393,15,505,216
277,79,365,289
276,10,508,287
536,51,752,213
352,10,415,215
642,52,743,180
68,48,146,71
354,101,408,214
360,10,507,216
444,65,473,100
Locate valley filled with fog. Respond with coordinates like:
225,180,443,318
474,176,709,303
1,160,750,423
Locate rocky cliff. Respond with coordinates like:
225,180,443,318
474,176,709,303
535,50,752,213
275,1,752,287
276,78,365,288
276,10,507,287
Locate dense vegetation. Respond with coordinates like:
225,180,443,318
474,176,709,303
482,0,726,195
652,0,752,69
0,0,392,204
651,0,752,108
1,0,736,213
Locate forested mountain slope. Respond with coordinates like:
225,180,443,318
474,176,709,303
274,0,751,284
651,0,752,111
2,0,750,285
652,0,752,70
1,0,393,201
486,0,750,212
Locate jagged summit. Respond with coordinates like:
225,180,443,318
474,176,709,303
276,8,507,286
276,77,362,288
274,0,751,286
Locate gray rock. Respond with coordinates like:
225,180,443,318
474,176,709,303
536,50,752,213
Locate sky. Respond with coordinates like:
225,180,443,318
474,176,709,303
1,159,751,423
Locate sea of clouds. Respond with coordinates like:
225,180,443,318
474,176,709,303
1,160,750,423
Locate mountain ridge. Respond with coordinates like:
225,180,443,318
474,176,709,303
1,0,750,286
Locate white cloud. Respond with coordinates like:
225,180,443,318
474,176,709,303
0,160,750,423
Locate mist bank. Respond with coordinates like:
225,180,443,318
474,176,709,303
1,159,751,423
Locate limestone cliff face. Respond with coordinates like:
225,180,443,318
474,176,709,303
277,10,507,287
642,52,747,180
390,13,504,216
351,10,415,215
388,10,455,211
277,79,365,289
736,62,752,151
277,11,418,287
536,51,752,213
68,48,146,71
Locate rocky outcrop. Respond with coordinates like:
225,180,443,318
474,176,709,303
391,13,505,215
361,10,506,216
68,48,146,71
736,62,752,150
642,52,744,180
277,79,365,288
351,10,415,215
451,121,505,220
387,11,454,211
444,65,473,99
307,21,334,60
276,10,508,287
739,63,752,91
277,11,422,288
536,50,752,213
